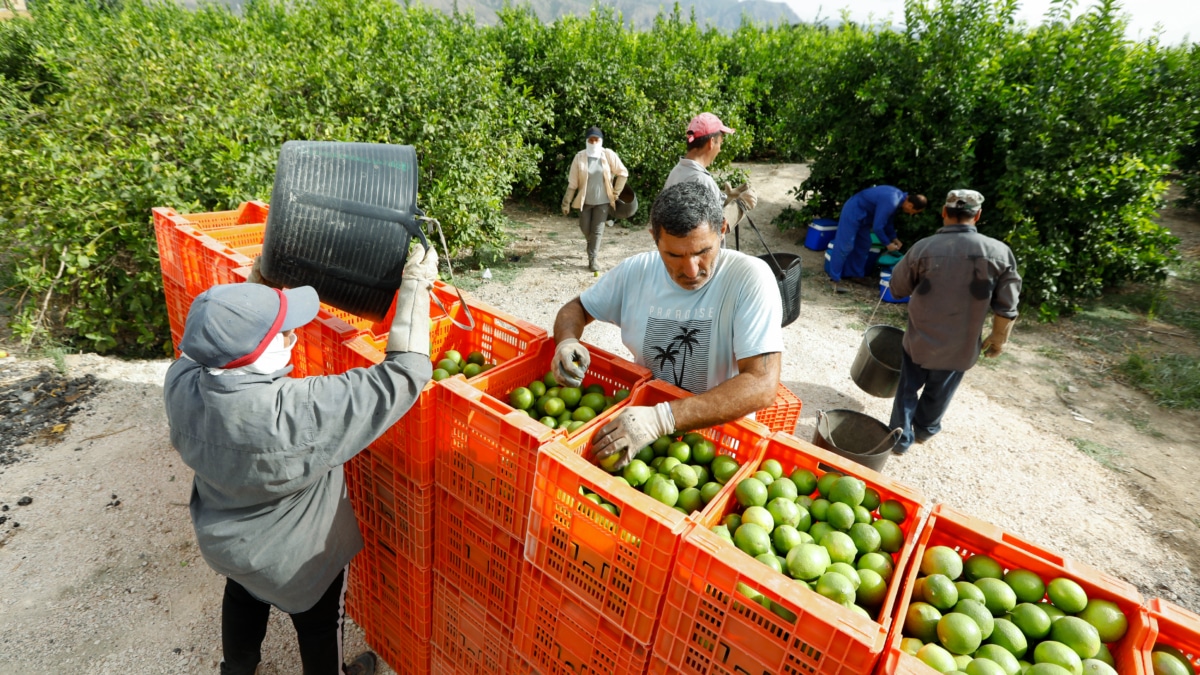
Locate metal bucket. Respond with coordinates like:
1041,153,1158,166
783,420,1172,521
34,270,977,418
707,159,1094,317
851,325,904,398
613,184,638,220
759,252,802,328
812,409,901,472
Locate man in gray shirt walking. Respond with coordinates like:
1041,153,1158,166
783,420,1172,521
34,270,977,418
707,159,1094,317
886,189,1021,454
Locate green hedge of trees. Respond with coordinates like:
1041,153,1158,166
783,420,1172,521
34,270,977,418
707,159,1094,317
1,0,1197,353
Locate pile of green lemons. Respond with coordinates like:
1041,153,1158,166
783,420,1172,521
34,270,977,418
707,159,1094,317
594,431,741,516
712,464,909,622
431,349,496,381
507,372,629,433
902,547,1133,675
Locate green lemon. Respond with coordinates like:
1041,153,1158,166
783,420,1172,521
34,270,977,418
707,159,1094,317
987,618,1028,659
827,562,861,589
785,543,831,581
1047,578,1088,615
431,368,450,381
772,525,804,556
974,644,1021,675
820,531,858,565
923,574,960,611
711,456,741,484
1080,659,1117,675
1049,616,1101,660
922,546,965,580
509,386,533,410
761,458,784,480
879,499,908,523
1075,599,1128,643
790,469,818,495
668,441,692,463
767,476,799,502
965,659,1008,675
741,505,775,532
963,554,1005,582
816,471,843,498
816,572,856,605
861,487,882,511
953,598,995,640
856,568,887,608
559,387,583,408
849,522,882,555
1033,641,1082,675
670,464,699,490
735,477,769,508
571,406,597,422
622,459,651,487
676,487,703,513
755,552,784,574
528,380,547,398
905,602,944,642
767,497,802,529
829,475,866,507
810,498,831,522
858,552,895,581
579,392,606,411
1010,602,1052,641
691,439,716,465
939,612,983,655
916,643,957,673
1004,569,1046,604
956,581,986,604
976,577,1018,616
873,518,904,553
827,502,856,531
699,481,722,504
647,478,679,507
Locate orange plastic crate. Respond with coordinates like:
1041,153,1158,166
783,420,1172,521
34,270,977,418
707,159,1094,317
755,383,803,434
171,201,270,231
528,380,770,644
515,561,653,674
1144,599,1200,674
345,447,436,568
436,343,651,540
433,488,524,627
431,572,514,674
880,503,1151,675
652,431,928,675
346,526,432,675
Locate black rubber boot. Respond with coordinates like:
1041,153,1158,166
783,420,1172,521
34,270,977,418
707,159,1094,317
344,651,377,675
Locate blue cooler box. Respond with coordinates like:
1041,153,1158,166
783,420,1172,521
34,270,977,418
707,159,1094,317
804,218,838,251
880,267,908,304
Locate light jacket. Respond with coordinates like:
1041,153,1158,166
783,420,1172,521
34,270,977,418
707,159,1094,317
566,148,629,210
163,352,431,613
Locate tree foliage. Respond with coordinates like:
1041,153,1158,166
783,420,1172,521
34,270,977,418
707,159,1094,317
1,0,1197,352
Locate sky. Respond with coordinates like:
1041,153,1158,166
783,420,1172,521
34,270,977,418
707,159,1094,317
779,0,1198,45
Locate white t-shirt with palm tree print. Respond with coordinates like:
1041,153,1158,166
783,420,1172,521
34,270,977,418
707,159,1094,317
581,249,784,394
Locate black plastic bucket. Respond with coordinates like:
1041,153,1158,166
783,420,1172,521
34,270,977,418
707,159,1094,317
260,141,429,321
851,325,904,398
811,409,900,472
759,252,802,328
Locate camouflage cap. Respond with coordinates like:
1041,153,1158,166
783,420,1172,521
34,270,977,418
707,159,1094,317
945,189,984,213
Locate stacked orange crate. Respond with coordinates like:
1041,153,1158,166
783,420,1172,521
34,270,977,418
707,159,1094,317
755,382,803,434
880,504,1152,675
1143,599,1200,674
651,431,928,675
512,380,772,673
433,339,652,670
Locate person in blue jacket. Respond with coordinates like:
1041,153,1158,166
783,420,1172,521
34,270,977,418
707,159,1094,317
826,186,927,293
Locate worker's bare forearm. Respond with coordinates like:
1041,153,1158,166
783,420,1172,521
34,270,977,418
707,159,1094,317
553,296,593,343
669,352,781,432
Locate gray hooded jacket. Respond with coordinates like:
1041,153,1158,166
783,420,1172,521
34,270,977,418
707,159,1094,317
163,351,431,613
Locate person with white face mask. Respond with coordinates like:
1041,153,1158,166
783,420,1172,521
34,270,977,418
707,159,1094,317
163,248,438,675
562,126,630,272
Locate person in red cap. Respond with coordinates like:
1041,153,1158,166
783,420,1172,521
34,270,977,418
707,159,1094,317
163,247,438,675
664,112,758,212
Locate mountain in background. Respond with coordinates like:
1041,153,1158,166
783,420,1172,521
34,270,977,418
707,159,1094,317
424,0,799,30
183,0,800,31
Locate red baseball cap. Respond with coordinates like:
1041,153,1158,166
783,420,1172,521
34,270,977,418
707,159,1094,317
685,113,734,142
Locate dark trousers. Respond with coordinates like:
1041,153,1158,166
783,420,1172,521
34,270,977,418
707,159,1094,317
220,569,348,675
889,347,964,453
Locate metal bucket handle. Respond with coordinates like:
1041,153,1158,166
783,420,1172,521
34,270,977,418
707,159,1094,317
417,215,474,332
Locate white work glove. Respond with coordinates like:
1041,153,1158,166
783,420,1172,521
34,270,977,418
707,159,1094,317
387,245,439,355
592,403,676,471
982,315,1016,358
551,338,590,388
561,188,576,216
736,183,758,211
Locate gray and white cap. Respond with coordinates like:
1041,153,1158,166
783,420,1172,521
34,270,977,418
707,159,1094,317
945,189,984,213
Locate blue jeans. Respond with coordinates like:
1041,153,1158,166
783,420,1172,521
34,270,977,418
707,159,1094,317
889,348,964,453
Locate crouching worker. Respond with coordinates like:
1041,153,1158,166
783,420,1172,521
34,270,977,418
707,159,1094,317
163,246,439,675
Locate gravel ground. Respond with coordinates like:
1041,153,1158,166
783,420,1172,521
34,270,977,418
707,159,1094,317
0,162,1194,674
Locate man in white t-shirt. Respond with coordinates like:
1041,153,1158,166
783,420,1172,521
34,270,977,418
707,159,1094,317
551,180,784,469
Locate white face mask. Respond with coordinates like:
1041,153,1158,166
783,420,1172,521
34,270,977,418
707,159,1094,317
586,139,603,158
203,331,296,376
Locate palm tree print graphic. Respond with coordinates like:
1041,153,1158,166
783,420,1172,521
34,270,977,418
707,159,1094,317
644,317,711,393
671,327,701,386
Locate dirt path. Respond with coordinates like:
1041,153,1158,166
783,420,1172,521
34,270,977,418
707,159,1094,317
0,162,1197,674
